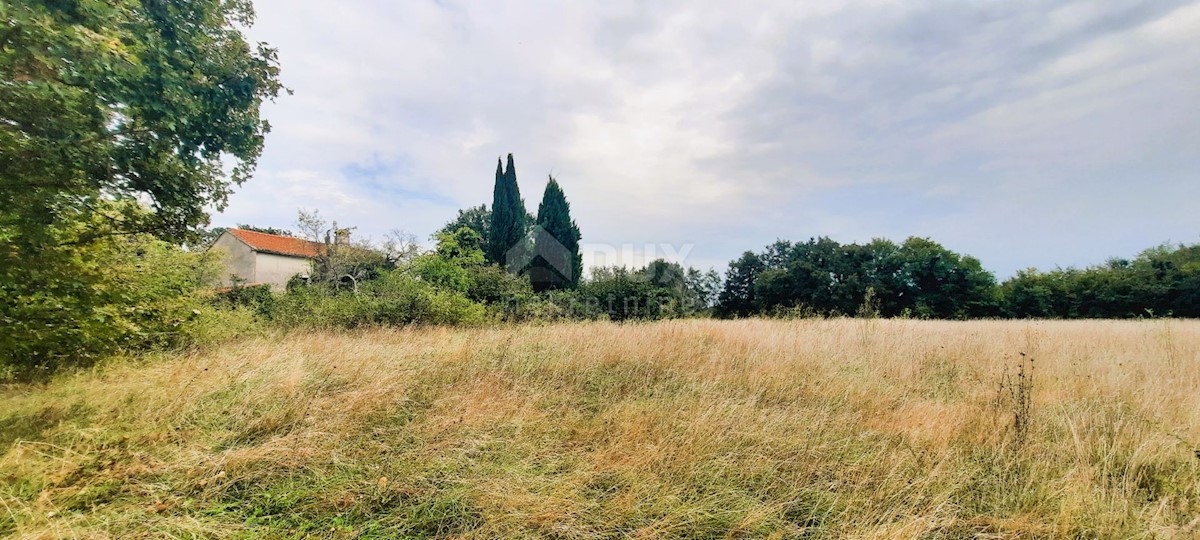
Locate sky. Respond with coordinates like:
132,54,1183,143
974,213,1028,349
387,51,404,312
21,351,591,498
212,0,1200,278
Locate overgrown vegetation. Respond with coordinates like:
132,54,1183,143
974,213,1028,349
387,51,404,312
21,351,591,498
1000,243,1200,318
2,320,1197,537
1,0,282,375
0,203,225,377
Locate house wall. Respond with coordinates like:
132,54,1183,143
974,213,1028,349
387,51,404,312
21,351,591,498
253,252,312,291
210,232,257,288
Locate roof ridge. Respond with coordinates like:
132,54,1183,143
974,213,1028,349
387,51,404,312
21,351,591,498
227,228,325,258
230,227,314,241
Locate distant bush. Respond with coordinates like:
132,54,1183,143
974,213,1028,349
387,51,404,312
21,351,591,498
269,271,486,329
214,283,275,315
498,289,604,322
580,267,666,322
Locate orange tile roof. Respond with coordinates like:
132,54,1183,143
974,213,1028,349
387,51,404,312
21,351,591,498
227,228,325,258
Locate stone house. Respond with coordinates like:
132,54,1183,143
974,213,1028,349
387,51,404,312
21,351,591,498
209,228,325,291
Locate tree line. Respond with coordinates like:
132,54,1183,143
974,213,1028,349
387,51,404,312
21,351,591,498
714,237,1200,319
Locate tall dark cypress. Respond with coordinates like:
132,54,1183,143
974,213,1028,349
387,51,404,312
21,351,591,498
505,154,526,245
487,157,507,264
487,154,527,268
531,176,583,291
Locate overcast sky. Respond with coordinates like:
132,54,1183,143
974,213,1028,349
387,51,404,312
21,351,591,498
213,0,1200,277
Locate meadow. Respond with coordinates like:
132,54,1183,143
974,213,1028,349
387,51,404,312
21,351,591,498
1,319,1198,538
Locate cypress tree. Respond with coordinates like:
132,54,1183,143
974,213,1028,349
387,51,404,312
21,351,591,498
487,157,507,264
487,154,527,268
531,176,583,291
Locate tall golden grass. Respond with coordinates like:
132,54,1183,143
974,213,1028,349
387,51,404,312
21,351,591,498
1,319,1198,538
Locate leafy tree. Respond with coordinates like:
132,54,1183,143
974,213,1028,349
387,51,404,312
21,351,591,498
487,154,528,267
438,204,491,243
896,237,998,318
438,205,533,249
236,224,295,237
716,252,765,317
716,237,998,319
641,259,688,290
999,242,1200,318
435,227,486,266
686,267,724,312
583,266,664,322
1,0,284,246
761,237,843,314
0,0,282,371
413,228,483,295
857,239,906,316
530,176,583,291
194,226,229,248
636,260,720,317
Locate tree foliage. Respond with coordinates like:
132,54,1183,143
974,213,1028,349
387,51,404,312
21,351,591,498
999,243,1200,318
581,266,663,322
638,260,721,317
716,237,998,318
1,0,284,245
579,261,720,321
530,176,583,291
438,204,491,243
0,202,221,375
487,154,528,267
0,0,282,372
716,252,765,318
237,224,294,237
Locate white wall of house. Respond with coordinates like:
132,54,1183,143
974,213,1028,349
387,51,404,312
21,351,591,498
211,232,256,288
253,252,312,291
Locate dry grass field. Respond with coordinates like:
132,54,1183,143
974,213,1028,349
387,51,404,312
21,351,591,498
1,319,1198,538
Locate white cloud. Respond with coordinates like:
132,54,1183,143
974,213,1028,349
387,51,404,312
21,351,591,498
213,0,1200,277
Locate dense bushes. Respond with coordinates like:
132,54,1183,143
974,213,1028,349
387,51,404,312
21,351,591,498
269,272,486,329
0,0,280,376
258,228,508,329
1000,243,1200,318
1,227,222,377
215,284,275,314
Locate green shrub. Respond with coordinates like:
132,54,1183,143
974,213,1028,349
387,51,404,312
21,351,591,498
269,271,486,329
178,306,266,348
497,289,604,322
412,255,473,294
1,230,222,378
214,283,275,315
466,264,534,305
581,267,666,321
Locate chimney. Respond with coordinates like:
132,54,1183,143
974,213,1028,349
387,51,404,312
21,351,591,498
335,229,350,245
